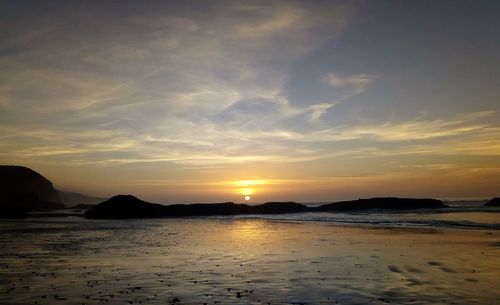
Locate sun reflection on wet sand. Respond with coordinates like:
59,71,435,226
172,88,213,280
230,220,268,241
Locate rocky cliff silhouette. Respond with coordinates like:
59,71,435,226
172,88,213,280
0,166,64,214
0,166,108,218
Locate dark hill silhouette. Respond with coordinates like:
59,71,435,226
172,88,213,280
161,201,308,217
1,166,448,219
3,193,64,210
485,197,500,206
316,197,446,211
0,207,27,219
84,195,166,218
251,201,308,214
0,165,104,214
162,202,248,217
85,195,309,219
0,165,64,212
85,195,445,219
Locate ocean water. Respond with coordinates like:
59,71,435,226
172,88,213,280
0,207,499,305
228,208,500,230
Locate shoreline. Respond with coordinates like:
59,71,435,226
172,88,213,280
3,208,499,232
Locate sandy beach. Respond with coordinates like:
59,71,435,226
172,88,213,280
1,217,498,305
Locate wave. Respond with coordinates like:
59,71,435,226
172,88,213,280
219,210,500,230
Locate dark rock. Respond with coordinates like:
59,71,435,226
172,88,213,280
164,202,245,217
0,165,64,210
485,198,500,206
84,195,166,219
85,195,309,219
85,195,447,219
315,197,446,211
4,192,64,211
162,201,306,216
0,207,27,219
251,201,308,214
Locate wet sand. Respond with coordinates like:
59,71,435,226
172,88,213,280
0,218,499,304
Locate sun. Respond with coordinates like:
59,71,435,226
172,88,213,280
234,179,267,202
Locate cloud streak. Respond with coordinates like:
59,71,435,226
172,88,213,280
1,110,498,168
322,72,379,95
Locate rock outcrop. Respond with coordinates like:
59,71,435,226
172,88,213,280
85,195,445,219
316,197,446,211
485,197,500,207
0,207,27,219
85,195,309,219
84,195,166,218
0,165,64,211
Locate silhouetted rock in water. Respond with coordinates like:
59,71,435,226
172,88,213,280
85,195,447,219
0,207,27,219
57,191,106,206
85,195,309,219
163,202,246,217
84,195,166,219
252,201,309,214
316,197,446,211
0,166,64,211
485,198,500,206
163,201,308,217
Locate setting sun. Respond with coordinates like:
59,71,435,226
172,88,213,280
235,179,268,199
240,188,254,196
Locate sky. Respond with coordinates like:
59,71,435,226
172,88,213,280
0,0,499,203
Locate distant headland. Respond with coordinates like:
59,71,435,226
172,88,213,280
0,165,103,218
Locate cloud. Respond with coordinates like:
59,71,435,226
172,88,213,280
237,110,496,143
1,109,498,169
0,1,359,154
334,110,496,141
308,103,337,122
322,72,379,95
1,0,499,180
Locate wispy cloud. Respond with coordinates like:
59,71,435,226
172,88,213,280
0,0,364,168
322,72,379,95
329,110,496,142
1,1,499,200
1,110,498,168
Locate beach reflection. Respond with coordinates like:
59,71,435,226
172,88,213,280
230,220,267,241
